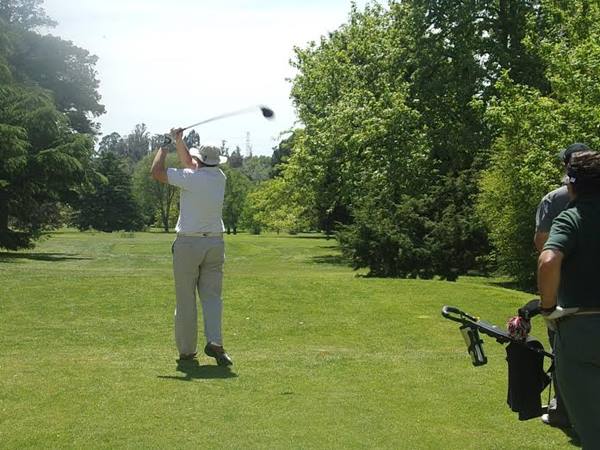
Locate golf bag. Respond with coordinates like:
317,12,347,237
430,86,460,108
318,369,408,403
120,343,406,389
442,302,554,420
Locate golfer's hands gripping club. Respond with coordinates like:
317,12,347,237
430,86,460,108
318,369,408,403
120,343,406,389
170,127,184,141
160,128,183,147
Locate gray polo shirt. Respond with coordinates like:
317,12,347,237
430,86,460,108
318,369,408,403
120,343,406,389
535,185,571,233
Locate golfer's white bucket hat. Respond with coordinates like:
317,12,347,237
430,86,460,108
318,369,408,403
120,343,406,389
189,146,227,166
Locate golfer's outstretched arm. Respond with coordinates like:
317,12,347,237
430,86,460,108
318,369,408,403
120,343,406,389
172,128,194,169
151,147,169,184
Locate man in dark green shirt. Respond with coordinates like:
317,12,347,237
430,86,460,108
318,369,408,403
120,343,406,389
533,142,592,428
538,151,600,448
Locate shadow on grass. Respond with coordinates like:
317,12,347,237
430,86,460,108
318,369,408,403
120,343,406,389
0,252,92,263
311,254,348,266
157,360,238,381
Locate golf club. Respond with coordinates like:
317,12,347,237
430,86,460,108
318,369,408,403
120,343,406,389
161,105,274,146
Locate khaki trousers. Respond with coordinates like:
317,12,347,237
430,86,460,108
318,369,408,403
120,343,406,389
172,235,225,355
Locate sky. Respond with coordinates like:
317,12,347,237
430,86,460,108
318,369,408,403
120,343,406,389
41,0,370,156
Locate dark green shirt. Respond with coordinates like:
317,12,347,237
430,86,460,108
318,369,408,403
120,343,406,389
543,197,600,308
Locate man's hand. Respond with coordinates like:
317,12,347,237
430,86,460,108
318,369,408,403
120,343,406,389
171,127,194,169
170,127,184,142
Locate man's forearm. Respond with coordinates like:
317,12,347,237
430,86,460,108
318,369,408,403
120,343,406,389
151,147,168,183
537,249,563,309
175,134,194,168
534,231,549,253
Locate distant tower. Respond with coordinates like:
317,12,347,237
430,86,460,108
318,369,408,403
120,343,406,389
245,132,253,158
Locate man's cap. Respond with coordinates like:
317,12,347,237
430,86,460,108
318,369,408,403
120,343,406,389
558,142,591,163
189,146,227,166
566,150,600,188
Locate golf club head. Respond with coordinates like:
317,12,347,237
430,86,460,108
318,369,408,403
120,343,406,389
260,106,275,119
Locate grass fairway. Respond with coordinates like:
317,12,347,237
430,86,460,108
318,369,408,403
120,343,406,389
0,231,574,449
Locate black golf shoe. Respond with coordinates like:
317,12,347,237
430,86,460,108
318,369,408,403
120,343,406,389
204,343,233,367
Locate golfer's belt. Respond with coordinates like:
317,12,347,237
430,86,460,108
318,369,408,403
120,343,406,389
177,232,224,237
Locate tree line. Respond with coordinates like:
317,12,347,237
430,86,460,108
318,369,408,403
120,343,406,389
89,125,277,235
0,0,288,244
2,0,599,290
269,0,599,288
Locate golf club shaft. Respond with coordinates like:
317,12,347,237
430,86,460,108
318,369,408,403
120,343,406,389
160,105,273,146
181,106,257,131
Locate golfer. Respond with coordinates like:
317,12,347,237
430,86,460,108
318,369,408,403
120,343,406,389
533,142,591,428
538,150,600,448
150,129,233,366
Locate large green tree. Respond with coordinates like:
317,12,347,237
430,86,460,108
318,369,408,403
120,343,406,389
242,177,311,235
0,84,95,248
287,3,467,277
240,155,271,182
183,130,200,149
271,131,298,178
8,27,105,133
74,152,144,232
0,0,56,30
123,123,150,164
133,150,179,232
0,0,105,133
0,9,100,248
98,124,153,175
98,132,126,156
478,0,600,288
283,0,552,279
0,1,103,248
222,167,252,234
228,146,243,168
